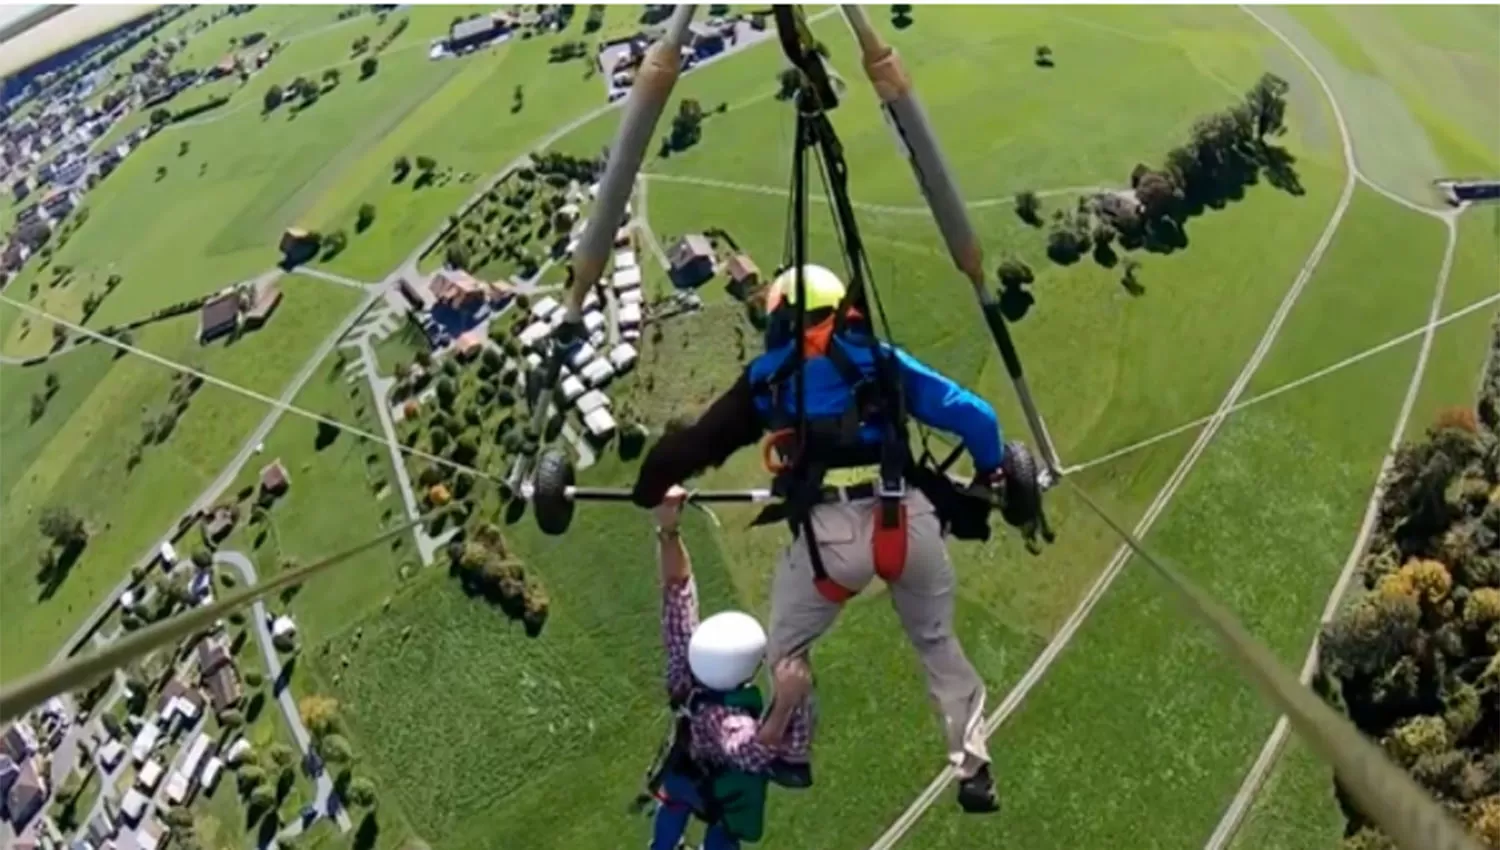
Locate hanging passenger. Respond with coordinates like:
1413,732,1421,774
632,265,1043,814
642,485,814,850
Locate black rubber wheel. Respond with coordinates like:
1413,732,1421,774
533,449,575,536
999,440,1041,530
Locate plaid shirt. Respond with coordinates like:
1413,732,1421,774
663,577,812,773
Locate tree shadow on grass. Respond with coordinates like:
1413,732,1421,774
354,812,379,850
36,539,87,601
246,692,266,724
274,655,296,695
256,808,281,848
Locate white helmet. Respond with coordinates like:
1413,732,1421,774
688,611,767,691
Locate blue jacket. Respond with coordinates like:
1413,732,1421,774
747,335,1004,472
631,332,1003,507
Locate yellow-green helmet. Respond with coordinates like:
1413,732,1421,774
766,264,847,313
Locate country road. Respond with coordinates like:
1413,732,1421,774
213,550,353,835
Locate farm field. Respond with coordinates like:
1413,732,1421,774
1,5,1496,850
0,276,361,677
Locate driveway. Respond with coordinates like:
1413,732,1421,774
213,551,352,835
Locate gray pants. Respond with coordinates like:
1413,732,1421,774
765,490,990,778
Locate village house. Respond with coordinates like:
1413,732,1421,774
0,722,37,762
197,634,231,675
259,458,290,497
669,233,715,288
204,666,241,714
241,278,282,329
198,291,240,343
202,505,236,543
726,253,760,297
5,759,46,829
429,269,487,311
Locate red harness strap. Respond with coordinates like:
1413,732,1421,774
806,500,908,604
872,501,908,583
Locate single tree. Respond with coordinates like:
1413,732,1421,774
323,67,341,87
320,733,354,764
1014,190,1042,226
248,782,277,811
356,203,376,232
997,258,1035,290
393,155,411,181
150,107,171,125
178,139,190,157
29,392,47,422
360,56,379,79
415,155,437,172
346,776,377,808
1245,72,1290,139
435,378,457,409
39,506,87,548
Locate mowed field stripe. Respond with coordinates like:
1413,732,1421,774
868,6,1362,843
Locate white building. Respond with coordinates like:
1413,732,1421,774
612,266,642,291
130,723,161,765
138,819,166,850
623,328,642,343
120,789,149,825
575,390,610,416
583,289,601,310
560,375,586,403
201,757,223,793
579,358,616,388
583,310,606,334
99,739,125,771
583,407,617,440
164,771,190,805
619,288,644,306
619,303,642,328
224,737,252,766
137,758,163,792
518,321,551,350
608,343,638,372
567,342,596,371
271,616,297,642
158,542,177,568
178,732,213,784
530,296,560,321
614,249,637,270
525,352,543,370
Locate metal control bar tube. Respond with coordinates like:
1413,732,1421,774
838,5,1062,482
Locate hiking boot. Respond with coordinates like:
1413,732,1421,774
957,764,1000,814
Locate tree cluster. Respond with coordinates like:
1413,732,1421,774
1115,73,1296,251
548,40,590,63
447,530,551,635
373,16,408,54
1317,329,1500,847
660,98,705,157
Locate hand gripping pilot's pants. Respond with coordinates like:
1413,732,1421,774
765,489,991,778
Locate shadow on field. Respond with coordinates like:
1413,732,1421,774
355,812,380,850
36,539,88,600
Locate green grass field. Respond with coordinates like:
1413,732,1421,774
0,278,360,677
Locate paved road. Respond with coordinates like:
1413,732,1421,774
352,337,444,564
214,551,352,835
293,267,375,290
